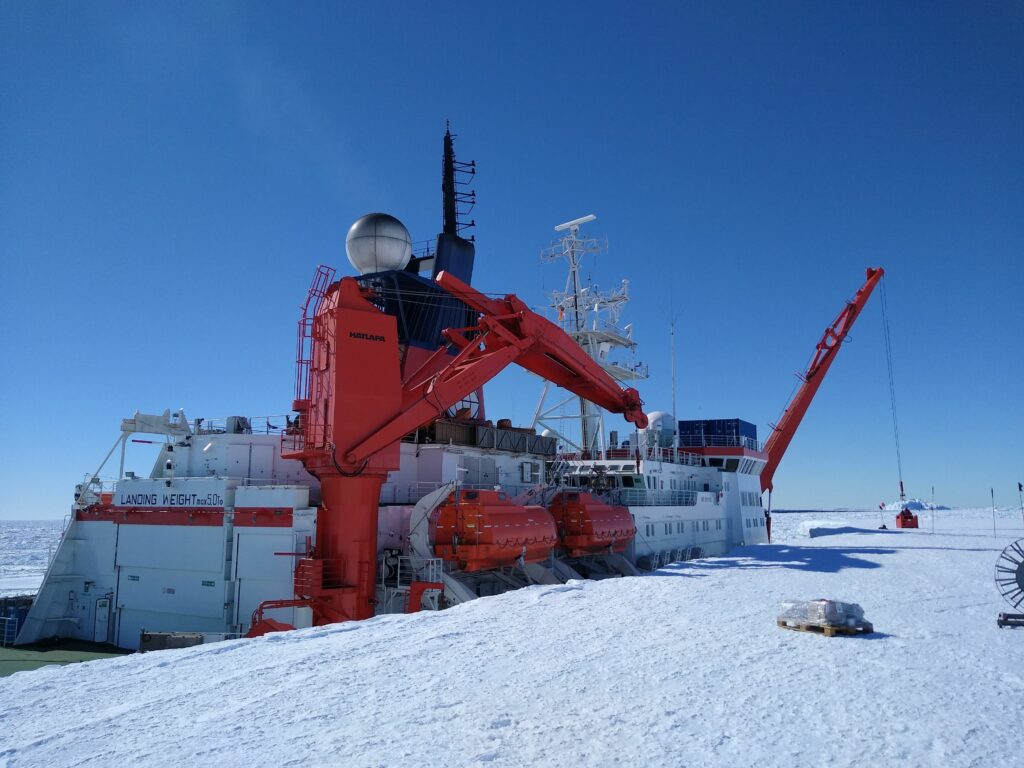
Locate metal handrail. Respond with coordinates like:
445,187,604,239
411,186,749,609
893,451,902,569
608,489,699,507
558,446,704,467
193,415,295,436
678,435,764,451
378,481,536,505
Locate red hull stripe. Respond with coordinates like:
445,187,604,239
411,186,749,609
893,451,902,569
234,507,294,527
77,508,225,526
76,506,295,527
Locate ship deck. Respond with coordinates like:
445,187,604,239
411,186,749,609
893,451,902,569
0,639,129,678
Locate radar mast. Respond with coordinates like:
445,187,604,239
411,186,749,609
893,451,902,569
532,215,648,455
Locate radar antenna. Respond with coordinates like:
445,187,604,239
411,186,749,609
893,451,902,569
532,215,648,455
442,122,476,239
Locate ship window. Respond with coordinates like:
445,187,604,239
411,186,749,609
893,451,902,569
521,462,540,482
691,521,698,532
708,458,724,468
702,520,708,531
465,491,479,501
621,476,635,488
725,459,739,472
745,519,750,528
664,523,671,535
716,520,722,530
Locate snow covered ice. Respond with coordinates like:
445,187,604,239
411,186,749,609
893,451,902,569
2,509,1023,767
0,521,62,598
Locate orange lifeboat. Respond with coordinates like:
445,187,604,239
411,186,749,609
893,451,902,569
548,491,636,557
432,489,558,572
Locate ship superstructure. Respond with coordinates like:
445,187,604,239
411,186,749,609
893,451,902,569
533,216,769,572
14,130,879,652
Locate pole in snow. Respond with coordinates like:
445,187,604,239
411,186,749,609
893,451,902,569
1017,481,1023,529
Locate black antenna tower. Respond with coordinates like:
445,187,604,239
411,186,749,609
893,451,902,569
442,122,476,240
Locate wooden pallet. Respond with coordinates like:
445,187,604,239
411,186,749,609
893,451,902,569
777,619,874,637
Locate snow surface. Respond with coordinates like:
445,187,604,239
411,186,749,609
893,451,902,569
2,510,1024,767
0,521,62,598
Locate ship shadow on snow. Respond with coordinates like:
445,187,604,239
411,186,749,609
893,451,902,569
656,543,896,575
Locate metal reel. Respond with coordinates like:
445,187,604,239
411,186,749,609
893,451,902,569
995,538,1024,609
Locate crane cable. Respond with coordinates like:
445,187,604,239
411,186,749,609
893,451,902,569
879,277,905,501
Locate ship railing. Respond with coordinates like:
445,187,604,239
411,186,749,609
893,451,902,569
379,555,444,588
193,415,294,436
378,555,445,614
73,476,120,510
293,558,348,594
678,435,764,451
558,446,704,467
378,481,535,506
607,489,699,507
640,447,704,466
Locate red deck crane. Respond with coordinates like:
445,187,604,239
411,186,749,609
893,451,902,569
760,267,885,498
256,270,648,632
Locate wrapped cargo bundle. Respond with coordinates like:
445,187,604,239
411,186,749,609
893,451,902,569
778,599,866,629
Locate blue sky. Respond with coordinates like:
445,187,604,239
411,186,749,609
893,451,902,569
1,1,1021,518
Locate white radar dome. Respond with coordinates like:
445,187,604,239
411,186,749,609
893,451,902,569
645,411,675,432
345,213,412,275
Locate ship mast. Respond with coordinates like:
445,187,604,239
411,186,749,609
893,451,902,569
534,215,648,455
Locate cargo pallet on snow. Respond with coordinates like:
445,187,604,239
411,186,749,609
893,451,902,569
776,619,874,637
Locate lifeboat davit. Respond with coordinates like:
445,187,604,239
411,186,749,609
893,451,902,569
432,489,558,572
548,491,636,557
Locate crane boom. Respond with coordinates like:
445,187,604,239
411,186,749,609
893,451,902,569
278,269,647,627
760,267,884,493
341,271,647,464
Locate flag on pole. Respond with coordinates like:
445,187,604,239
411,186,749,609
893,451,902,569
1018,481,1022,492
